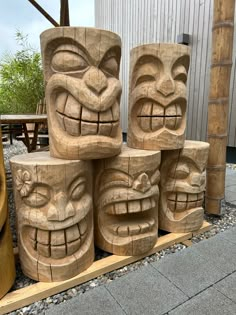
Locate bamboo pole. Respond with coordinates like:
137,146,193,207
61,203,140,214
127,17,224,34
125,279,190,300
206,0,235,215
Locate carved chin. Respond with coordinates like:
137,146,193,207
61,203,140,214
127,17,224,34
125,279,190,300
56,92,119,137
165,191,204,220
22,215,89,260
134,100,185,132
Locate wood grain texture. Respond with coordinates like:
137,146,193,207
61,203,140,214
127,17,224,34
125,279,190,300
206,0,235,215
10,152,94,282
0,129,15,299
159,140,209,233
94,144,161,255
127,43,190,150
0,221,212,314
40,27,122,160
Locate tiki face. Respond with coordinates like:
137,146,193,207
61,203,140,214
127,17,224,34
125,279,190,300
94,145,161,255
40,27,122,160
10,152,94,281
159,141,209,232
128,43,190,150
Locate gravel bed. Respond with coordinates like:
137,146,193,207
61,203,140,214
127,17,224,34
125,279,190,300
2,141,236,315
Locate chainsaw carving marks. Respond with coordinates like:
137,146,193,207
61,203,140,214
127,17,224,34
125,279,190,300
40,27,122,160
10,152,94,282
159,141,209,233
127,43,190,150
94,145,161,256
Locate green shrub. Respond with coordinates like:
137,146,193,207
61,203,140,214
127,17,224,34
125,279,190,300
0,32,44,114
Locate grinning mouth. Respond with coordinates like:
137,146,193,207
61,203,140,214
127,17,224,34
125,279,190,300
136,102,183,132
24,217,88,259
100,196,157,237
167,192,204,212
56,92,119,136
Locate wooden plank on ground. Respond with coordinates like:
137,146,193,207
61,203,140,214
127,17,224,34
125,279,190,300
192,221,212,236
0,221,212,314
181,239,193,247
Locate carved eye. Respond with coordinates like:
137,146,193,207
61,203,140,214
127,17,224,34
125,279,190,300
169,163,190,179
135,75,155,87
101,57,119,77
100,170,131,192
172,65,187,83
24,186,50,208
52,51,89,72
70,178,86,201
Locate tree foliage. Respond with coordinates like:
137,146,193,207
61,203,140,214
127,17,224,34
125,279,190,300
0,32,44,114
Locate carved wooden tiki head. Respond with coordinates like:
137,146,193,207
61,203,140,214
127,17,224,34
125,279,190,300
94,144,161,255
159,141,209,233
40,27,122,160
127,43,190,150
10,152,94,281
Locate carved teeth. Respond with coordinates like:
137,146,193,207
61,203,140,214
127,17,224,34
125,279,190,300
137,103,183,131
105,197,155,215
113,218,155,237
56,95,119,136
26,218,88,259
167,192,204,212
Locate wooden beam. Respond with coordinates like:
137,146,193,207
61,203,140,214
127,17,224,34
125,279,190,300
0,221,212,314
28,0,59,27
60,0,70,26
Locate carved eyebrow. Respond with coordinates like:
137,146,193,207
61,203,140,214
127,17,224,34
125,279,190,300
172,55,190,72
99,46,121,65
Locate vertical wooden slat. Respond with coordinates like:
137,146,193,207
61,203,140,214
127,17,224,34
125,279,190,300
206,0,235,215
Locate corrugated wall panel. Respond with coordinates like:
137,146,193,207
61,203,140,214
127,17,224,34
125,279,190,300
95,0,236,147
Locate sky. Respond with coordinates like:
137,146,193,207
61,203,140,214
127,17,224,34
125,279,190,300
0,0,95,57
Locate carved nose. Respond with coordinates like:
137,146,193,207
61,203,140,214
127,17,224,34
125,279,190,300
190,173,206,187
84,66,108,95
47,192,75,221
156,74,175,96
133,173,151,193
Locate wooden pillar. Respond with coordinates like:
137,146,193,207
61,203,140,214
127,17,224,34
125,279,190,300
0,130,15,299
206,0,235,215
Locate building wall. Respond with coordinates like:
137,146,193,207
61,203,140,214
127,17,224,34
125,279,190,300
95,0,236,146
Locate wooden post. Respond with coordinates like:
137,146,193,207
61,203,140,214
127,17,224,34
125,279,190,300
60,0,70,26
0,130,15,298
206,0,235,215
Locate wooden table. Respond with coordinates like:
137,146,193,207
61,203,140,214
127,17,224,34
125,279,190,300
0,114,48,152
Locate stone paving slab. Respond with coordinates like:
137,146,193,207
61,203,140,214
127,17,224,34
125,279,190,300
225,191,236,203
220,226,236,244
169,287,236,315
192,233,236,274
151,246,228,298
105,265,188,315
214,272,236,303
45,286,125,315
